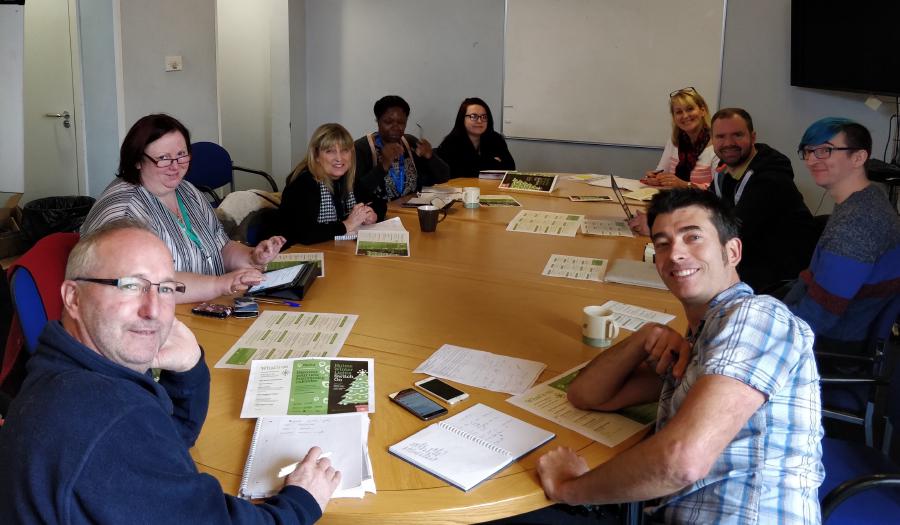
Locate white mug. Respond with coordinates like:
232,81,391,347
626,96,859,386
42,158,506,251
582,306,620,348
463,186,480,208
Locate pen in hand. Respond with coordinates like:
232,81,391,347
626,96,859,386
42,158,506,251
278,452,333,478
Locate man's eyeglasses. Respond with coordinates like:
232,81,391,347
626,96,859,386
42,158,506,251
669,87,697,98
465,114,489,123
143,152,191,168
75,276,187,297
797,145,859,160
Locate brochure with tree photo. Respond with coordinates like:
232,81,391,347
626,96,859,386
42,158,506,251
240,357,375,418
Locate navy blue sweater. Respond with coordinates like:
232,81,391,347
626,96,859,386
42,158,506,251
0,321,322,524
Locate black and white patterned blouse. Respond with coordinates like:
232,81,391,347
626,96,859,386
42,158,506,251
81,178,229,275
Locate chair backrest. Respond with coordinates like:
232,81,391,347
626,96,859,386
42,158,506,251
8,232,80,354
186,142,235,205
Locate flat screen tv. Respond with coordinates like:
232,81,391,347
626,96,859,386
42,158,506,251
791,0,900,96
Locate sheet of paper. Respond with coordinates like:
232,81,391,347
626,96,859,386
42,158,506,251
507,364,656,447
336,217,407,240
506,210,584,237
356,229,410,257
624,187,660,202
541,254,608,282
479,195,521,207
240,413,375,499
266,252,325,277
478,170,507,180
247,265,305,294
587,175,646,192
241,357,374,417
414,344,546,395
581,218,635,238
565,174,605,182
215,311,358,369
595,299,676,331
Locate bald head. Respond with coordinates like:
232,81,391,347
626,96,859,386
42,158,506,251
61,220,178,373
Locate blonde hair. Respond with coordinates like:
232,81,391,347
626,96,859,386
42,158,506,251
289,123,356,192
669,90,711,145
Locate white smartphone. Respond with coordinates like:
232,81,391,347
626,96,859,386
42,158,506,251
414,377,469,405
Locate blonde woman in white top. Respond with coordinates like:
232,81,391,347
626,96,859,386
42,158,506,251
641,87,718,190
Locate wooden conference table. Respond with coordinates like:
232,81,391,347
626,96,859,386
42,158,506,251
180,177,686,524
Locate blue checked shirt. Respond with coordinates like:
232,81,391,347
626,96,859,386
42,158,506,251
649,283,824,524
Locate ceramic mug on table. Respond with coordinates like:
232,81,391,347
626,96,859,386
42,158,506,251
582,306,620,348
417,205,447,232
463,186,480,208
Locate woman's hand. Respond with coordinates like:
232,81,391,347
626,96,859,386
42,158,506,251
219,268,264,296
654,172,689,188
343,203,376,233
415,138,433,159
250,236,286,268
380,143,404,171
640,170,663,186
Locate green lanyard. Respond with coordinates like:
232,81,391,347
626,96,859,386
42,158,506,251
175,194,203,250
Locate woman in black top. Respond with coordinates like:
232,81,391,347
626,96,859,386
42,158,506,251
279,123,377,245
436,97,515,179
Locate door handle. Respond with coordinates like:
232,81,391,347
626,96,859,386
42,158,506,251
44,110,71,128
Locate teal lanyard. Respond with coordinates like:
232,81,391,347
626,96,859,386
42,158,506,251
175,194,203,250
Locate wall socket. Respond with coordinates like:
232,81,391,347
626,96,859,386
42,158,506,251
165,55,183,72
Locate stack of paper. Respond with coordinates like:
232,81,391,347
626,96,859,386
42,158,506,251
239,413,376,499
414,344,546,395
266,252,325,277
238,357,377,499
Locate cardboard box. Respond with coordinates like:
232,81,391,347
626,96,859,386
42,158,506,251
0,193,27,260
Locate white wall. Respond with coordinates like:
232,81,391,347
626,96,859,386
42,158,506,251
719,0,895,214
289,1,307,170
119,0,219,142
217,0,292,189
78,0,120,196
304,0,505,144
300,0,895,216
0,5,25,194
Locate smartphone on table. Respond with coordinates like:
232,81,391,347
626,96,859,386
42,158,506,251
414,377,469,405
389,388,448,421
191,303,232,319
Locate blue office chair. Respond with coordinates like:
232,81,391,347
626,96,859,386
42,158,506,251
186,142,278,207
820,343,900,524
818,294,900,450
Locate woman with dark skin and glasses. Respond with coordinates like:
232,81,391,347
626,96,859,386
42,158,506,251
435,97,516,179
354,95,450,220
81,114,286,303
641,87,718,190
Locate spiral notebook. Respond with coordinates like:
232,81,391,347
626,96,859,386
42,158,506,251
388,403,554,491
239,413,375,500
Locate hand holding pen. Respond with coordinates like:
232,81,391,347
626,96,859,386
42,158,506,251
640,169,664,186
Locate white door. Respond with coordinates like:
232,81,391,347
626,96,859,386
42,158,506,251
23,0,81,203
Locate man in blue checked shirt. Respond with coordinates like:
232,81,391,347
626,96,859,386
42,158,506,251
537,188,824,524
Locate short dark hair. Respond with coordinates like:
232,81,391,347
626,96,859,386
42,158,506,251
799,117,872,157
373,95,410,119
647,188,740,245
118,114,191,184
711,107,754,133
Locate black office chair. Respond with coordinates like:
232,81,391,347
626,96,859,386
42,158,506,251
186,142,278,207
817,294,900,450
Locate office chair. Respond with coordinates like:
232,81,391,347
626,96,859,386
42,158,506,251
1,233,79,394
186,142,278,207
820,347,900,524
818,294,900,450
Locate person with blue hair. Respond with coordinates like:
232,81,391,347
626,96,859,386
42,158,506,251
783,117,900,351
